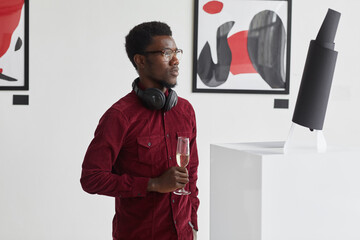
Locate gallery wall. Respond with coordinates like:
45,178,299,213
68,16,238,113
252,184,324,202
1,0,359,239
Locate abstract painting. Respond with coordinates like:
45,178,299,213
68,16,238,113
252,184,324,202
193,0,291,94
0,0,29,90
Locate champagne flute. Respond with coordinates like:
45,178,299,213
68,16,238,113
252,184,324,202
174,137,191,195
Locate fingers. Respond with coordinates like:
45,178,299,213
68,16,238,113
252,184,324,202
175,173,189,184
154,166,190,193
175,166,188,174
174,167,189,184
172,167,189,189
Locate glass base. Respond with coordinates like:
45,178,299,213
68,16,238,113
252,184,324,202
173,188,191,195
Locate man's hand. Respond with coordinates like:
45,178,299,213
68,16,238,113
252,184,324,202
147,166,189,193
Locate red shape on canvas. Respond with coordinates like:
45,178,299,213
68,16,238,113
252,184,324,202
0,0,24,58
203,1,223,14
228,31,257,75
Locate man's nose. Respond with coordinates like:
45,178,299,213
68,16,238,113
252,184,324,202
169,55,179,65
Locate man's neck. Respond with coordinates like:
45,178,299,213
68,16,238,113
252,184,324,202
138,76,167,93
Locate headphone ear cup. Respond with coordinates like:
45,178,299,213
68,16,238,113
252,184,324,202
141,88,166,110
164,89,178,112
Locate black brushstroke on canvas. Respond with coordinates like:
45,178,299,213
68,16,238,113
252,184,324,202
0,73,17,81
247,10,286,88
197,21,234,87
15,37,23,51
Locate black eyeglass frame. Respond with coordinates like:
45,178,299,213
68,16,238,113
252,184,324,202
142,48,183,61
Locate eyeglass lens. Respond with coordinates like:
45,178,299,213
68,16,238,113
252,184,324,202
165,49,182,61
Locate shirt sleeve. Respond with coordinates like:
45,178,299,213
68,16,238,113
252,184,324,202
188,106,200,231
80,108,149,198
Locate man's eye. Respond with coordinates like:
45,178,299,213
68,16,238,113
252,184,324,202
164,51,172,56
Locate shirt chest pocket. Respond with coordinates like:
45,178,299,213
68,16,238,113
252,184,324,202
136,136,163,167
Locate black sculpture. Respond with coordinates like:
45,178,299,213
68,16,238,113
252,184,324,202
292,9,341,130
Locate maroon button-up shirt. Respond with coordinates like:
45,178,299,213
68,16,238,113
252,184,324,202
80,90,199,240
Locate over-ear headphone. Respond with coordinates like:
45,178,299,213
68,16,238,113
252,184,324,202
132,78,178,112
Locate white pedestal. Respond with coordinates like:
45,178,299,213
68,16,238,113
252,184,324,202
210,142,360,240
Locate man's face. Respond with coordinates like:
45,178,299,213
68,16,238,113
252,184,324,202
142,35,180,89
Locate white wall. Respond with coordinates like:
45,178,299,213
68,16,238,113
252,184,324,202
1,0,359,239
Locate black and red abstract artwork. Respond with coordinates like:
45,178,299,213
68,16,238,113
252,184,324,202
193,0,291,93
0,0,28,90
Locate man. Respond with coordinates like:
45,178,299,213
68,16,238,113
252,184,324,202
80,21,199,240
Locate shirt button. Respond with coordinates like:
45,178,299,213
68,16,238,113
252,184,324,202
169,156,172,160
174,221,176,225
166,134,170,138
172,199,175,203
148,142,151,147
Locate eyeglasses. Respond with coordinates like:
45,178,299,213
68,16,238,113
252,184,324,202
142,48,183,62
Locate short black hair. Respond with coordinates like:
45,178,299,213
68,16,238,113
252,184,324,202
125,21,172,69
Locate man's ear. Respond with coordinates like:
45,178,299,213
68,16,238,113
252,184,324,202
134,54,145,69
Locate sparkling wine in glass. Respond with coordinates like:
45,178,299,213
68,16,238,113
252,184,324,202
173,137,191,195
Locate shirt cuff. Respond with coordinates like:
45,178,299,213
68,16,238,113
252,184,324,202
117,176,149,198
191,214,198,231
131,177,150,198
